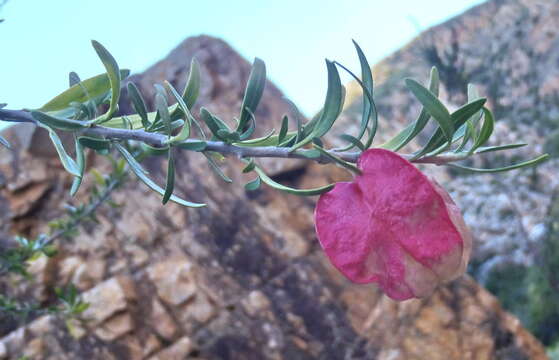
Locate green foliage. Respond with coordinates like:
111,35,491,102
0,40,549,206
0,160,126,321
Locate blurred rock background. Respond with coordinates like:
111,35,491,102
0,0,558,358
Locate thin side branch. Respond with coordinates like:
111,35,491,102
0,108,469,165
45,177,121,246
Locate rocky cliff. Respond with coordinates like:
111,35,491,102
0,12,550,360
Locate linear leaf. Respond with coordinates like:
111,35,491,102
238,58,266,133
155,92,172,137
165,81,193,143
141,143,170,156
447,154,549,173
115,143,205,207
91,40,121,123
127,82,150,129
36,123,80,177
175,141,207,151
78,136,111,153
235,129,280,147
313,144,360,174
0,135,10,149
335,41,377,151
182,58,201,110
254,165,334,196
70,139,86,196
242,159,256,173
413,98,486,159
278,115,289,144
381,67,439,151
31,111,89,130
470,108,494,152
39,70,130,114
200,107,231,139
204,153,233,183
474,143,527,154
69,72,81,87
291,60,343,150
162,149,175,204
406,78,453,145
338,134,365,151
245,176,261,191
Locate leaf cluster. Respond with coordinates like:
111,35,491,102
0,40,548,207
0,160,125,320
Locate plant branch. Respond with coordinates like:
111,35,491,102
0,108,470,165
45,177,121,246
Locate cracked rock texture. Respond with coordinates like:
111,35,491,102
0,10,550,360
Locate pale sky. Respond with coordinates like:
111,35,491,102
0,0,484,127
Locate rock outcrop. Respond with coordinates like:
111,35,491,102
0,29,548,360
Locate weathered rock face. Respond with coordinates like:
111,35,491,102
336,0,559,282
0,33,547,360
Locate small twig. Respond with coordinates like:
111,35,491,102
45,178,120,246
0,108,470,165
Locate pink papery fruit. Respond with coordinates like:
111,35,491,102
314,148,472,301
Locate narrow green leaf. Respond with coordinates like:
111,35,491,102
155,93,172,137
36,123,80,177
242,159,256,173
204,153,233,183
413,98,487,159
313,144,361,174
175,141,207,151
447,154,549,173
115,143,205,207
69,72,81,87
245,176,261,191
470,108,495,152
165,81,194,141
182,58,201,110
91,40,121,123
294,149,321,159
127,82,150,129
162,149,175,204
335,41,377,150
78,136,111,153
141,143,169,156
31,111,89,130
149,119,185,134
455,119,474,152
39,70,130,114
405,78,453,145
235,129,279,147
238,108,256,140
238,58,266,133
200,107,231,139
278,115,289,144
217,129,241,143
474,143,527,154
254,165,334,196
292,60,344,150
312,137,324,147
0,135,10,149
381,67,439,151
70,101,93,120
280,98,304,146
311,64,345,139
70,139,86,196
338,134,365,151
